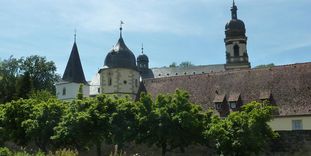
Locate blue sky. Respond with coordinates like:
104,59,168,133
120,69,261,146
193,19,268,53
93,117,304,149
0,0,310,80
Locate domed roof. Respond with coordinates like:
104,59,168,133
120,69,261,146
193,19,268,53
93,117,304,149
137,54,149,62
104,37,137,70
225,1,246,37
225,19,245,30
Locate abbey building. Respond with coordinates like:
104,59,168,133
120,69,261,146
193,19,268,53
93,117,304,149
55,2,311,131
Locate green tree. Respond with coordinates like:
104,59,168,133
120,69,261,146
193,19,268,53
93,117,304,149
168,61,195,68
0,55,59,103
169,62,177,68
53,95,113,156
28,90,57,102
77,84,84,100
22,99,65,152
138,90,206,156
16,71,33,99
0,56,22,103
21,55,59,94
109,96,140,149
205,102,278,156
254,63,275,69
0,99,36,145
179,61,194,68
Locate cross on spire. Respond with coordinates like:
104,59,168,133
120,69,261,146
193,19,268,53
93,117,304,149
74,29,77,42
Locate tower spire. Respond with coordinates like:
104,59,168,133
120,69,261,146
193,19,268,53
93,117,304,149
231,0,238,19
120,20,124,38
141,43,144,54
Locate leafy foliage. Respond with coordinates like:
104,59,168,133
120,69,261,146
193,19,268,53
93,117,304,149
205,101,278,156
22,99,65,151
137,90,207,156
0,90,277,156
76,84,84,100
169,61,194,68
0,55,59,103
52,95,113,156
254,63,275,69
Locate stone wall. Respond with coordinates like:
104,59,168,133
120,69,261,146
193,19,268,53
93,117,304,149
4,130,311,156
265,130,311,156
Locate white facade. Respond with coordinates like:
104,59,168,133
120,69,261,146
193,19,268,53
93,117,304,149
55,80,90,100
89,73,101,96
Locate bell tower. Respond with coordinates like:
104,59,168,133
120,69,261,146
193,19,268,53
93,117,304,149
224,0,250,70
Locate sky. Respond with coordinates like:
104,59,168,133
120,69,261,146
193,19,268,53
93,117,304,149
0,0,310,80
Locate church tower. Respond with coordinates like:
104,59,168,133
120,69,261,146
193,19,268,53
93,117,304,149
224,1,250,70
55,33,90,100
98,23,140,98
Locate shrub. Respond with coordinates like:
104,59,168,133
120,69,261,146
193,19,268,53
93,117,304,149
0,147,13,156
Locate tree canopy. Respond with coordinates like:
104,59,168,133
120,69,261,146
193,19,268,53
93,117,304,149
205,101,278,156
0,55,59,103
0,90,278,156
254,63,275,69
169,61,195,68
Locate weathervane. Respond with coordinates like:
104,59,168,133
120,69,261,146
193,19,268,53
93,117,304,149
120,20,124,38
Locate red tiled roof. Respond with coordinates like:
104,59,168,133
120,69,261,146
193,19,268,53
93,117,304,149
213,94,226,103
228,92,240,102
141,62,311,116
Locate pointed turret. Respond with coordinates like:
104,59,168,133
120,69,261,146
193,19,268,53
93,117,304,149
62,41,88,84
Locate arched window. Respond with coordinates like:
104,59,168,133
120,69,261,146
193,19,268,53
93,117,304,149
234,44,240,57
108,77,112,86
62,87,66,95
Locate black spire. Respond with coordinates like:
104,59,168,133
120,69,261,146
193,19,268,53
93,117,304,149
62,37,88,84
141,43,144,54
231,0,238,19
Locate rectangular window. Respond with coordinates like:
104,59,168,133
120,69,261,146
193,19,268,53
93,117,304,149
292,120,303,130
62,88,66,95
108,77,112,86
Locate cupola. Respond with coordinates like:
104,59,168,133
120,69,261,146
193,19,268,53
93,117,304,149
104,25,137,70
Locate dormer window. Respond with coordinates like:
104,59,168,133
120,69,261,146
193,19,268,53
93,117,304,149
213,94,229,117
215,102,222,110
229,101,237,109
259,91,274,104
213,94,227,110
228,93,241,110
